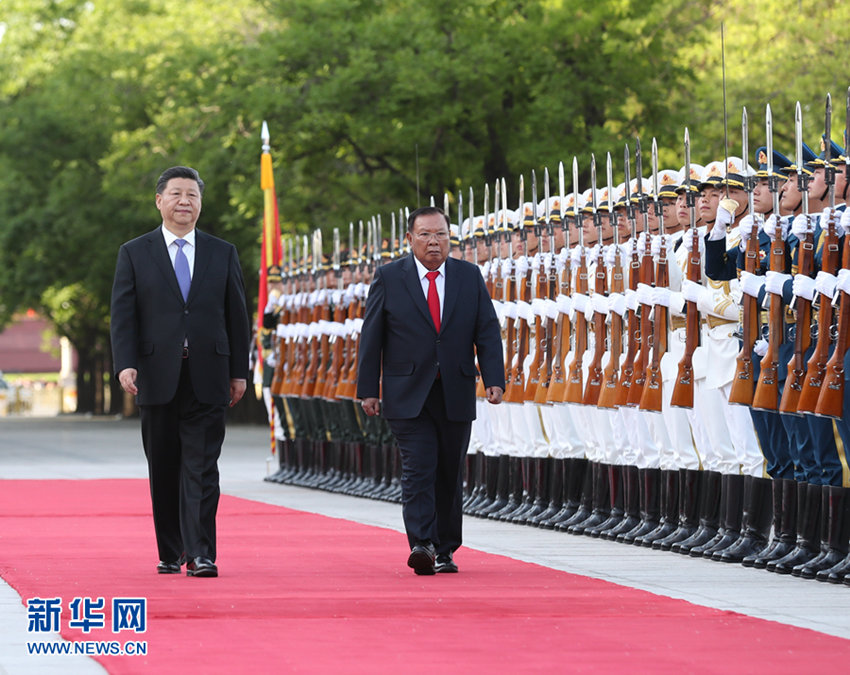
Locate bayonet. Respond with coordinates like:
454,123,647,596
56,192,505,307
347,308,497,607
826,92,836,210
766,104,781,217
796,101,810,216
845,86,850,184
482,183,489,241
685,129,696,230
390,212,397,259
743,107,755,220
333,227,341,290
652,137,663,236
518,174,527,257
558,161,568,250
531,169,539,235
606,151,616,247
573,157,583,249
457,190,464,247
636,137,648,219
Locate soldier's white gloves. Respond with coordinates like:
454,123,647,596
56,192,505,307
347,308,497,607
709,204,734,240
792,274,816,301
765,270,791,296
592,293,609,315
836,268,850,295
652,286,672,307
680,279,704,304
739,270,765,298
791,214,814,239
682,230,705,255
814,271,838,300
738,214,762,246
609,292,627,316
651,234,672,258
636,282,654,305
840,207,850,237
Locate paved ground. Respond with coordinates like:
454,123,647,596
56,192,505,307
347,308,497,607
1,416,848,673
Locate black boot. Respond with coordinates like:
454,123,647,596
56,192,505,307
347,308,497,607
768,483,823,574
568,462,611,534
618,468,661,544
705,473,745,559
547,458,589,529
466,455,493,515
638,469,679,547
674,470,722,554
557,460,595,532
603,465,641,540
463,453,483,512
490,457,522,520
587,464,625,537
654,468,702,550
747,478,800,568
504,457,532,522
742,476,785,567
717,476,773,563
515,458,550,524
478,455,510,517
803,487,850,580
689,472,734,557
531,458,565,526
819,487,850,583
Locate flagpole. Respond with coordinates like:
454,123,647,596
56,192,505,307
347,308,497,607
260,121,283,468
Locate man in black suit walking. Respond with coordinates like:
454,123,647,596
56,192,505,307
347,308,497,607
357,206,504,575
110,166,250,578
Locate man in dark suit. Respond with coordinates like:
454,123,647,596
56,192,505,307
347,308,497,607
357,206,504,575
110,166,250,578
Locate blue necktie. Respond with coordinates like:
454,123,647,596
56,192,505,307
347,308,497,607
174,239,191,301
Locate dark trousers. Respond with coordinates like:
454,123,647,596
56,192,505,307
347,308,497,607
387,379,471,555
139,358,227,562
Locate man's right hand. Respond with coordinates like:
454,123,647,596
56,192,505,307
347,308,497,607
361,397,380,417
118,368,138,395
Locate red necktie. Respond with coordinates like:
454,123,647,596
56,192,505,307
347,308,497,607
426,270,441,333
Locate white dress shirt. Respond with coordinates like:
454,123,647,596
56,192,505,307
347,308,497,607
161,225,196,278
412,255,445,320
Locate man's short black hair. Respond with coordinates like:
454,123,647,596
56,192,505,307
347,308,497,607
156,166,205,196
407,206,449,231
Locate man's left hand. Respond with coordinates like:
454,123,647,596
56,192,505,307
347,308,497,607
486,386,503,405
229,378,247,407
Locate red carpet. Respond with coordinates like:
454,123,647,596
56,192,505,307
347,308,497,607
1,479,848,673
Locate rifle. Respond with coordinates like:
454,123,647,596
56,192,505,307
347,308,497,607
506,176,531,402
524,171,546,401
798,94,840,413
583,155,607,406
627,139,654,407
547,162,571,403
617,143,640,406
338,221,366,399
816,87,850,418
299,230,325,399
534,169,557,404
598,153,624,409
671,129,700,409
270,239,294,397
728,107,760,406
565,157,588,403
321,228,344,401
779,102,814,415
752,106,785,411
639,138,666,412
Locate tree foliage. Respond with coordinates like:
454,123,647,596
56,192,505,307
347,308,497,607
0,0,846,412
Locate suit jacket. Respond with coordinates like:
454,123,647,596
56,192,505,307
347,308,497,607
356,254,504,422
110,227,251,406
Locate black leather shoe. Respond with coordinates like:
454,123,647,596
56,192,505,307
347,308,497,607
407,542,436,575
186,556,218,577
156,560,181,574
435,553,458,573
